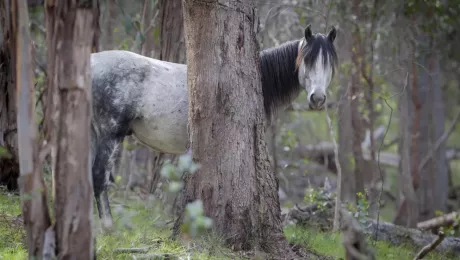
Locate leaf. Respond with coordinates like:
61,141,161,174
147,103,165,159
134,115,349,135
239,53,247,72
160,163,176,179
185,200,204,219
168,181,184,193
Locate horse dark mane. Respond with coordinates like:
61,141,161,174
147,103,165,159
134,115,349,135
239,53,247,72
260,40,302,117
260,34,338,118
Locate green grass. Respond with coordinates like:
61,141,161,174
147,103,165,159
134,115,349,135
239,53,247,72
0,192,240,260
1,191,458,260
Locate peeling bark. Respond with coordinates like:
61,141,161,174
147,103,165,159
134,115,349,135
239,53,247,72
45,0,99,258
14,0,53,257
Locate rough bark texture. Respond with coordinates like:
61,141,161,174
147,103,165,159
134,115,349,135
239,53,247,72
45,0,98,258
177,0,291,256
14,0,53,257
0,0,20,191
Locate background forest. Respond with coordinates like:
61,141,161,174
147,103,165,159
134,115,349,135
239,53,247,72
1,0,460,259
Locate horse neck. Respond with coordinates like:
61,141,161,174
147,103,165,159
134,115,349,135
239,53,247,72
259,40,302,119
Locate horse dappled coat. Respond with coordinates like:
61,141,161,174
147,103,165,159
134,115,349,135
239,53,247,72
90,25,338,228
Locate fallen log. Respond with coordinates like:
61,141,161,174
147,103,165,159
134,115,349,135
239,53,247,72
417,211,460,231
283,204,460,257
293,142,460,170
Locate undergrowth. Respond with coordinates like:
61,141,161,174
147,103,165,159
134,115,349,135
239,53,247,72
0,190,457,260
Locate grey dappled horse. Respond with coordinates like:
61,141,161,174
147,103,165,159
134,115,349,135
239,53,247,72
90,25,338,229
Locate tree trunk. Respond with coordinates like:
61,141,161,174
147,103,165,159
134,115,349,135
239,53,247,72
0,0,20,191
429,49,449,215
176,0,292,256
14,0,53,257
416,37,448,221
337,77,356,204
394,72,418,227
394,21,420,227
102,0,116,50
152,0,186,63
45,0,98,258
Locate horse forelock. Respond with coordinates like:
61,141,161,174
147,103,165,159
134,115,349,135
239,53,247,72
296,34,338,77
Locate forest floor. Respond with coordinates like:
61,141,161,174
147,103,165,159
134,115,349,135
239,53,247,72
0,190,455,260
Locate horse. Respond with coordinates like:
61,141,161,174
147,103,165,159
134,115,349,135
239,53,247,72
90,25,338,229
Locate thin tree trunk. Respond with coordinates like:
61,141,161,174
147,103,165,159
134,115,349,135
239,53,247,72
14,0,53,257
338,79,355,204
175,0,293,256
0,0,20,191
429,49,448,215
45,0,99,258
349,19,366,198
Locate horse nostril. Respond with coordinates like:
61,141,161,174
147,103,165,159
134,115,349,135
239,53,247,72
310,93,326,106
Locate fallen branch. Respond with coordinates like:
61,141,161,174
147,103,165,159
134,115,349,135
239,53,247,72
131,253,174,259
115,247,151,254
413,230,445,260
417,211,460,231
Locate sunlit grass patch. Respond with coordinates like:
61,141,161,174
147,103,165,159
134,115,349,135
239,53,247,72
0,192,26,259
285,224,455,260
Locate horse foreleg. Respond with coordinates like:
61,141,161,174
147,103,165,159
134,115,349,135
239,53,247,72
92,138,121,231
95,190,113,230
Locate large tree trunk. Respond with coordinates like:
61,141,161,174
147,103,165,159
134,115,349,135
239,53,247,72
0,0,20,191
45,0,98,258
175,0,292,256
14,0,53,257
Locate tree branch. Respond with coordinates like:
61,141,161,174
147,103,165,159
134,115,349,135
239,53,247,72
413,230,445,260
418,108,460,173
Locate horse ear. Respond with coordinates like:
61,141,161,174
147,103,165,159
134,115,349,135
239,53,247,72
304,24,313,42
327,26,336,43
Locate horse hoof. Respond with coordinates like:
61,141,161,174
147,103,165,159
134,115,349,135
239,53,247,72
101,217,114,233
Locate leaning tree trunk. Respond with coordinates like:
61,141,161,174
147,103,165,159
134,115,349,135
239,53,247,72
0,0,20,191
14,0,53,257
45,0,99,258
176,0,293,256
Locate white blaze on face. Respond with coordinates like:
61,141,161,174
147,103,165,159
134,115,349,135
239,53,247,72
305,48,333,108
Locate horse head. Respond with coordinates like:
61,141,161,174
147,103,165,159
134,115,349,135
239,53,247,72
296,24,338,110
